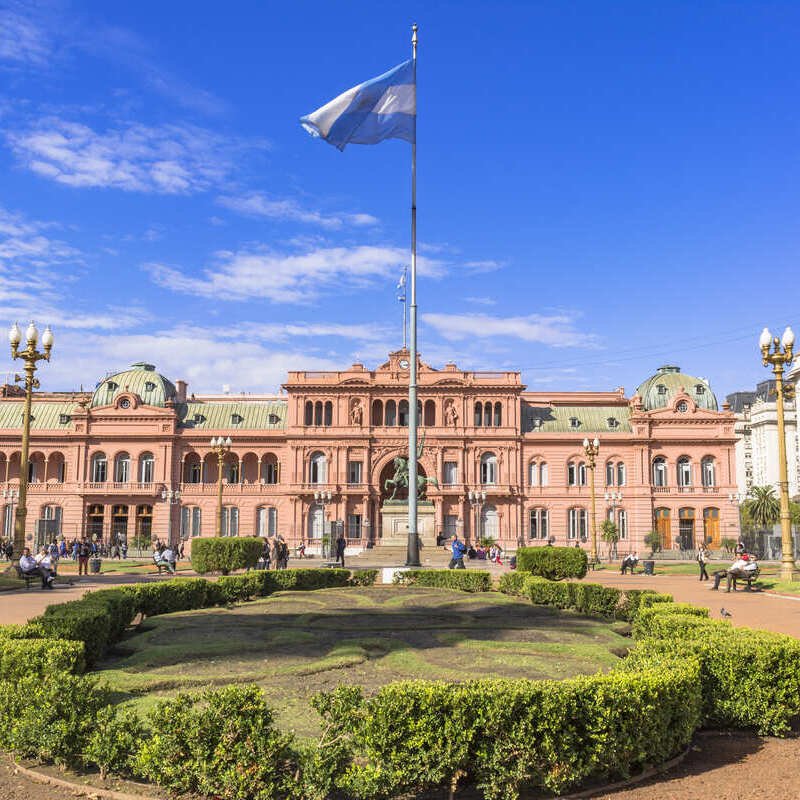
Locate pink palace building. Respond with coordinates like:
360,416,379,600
0,350,740,554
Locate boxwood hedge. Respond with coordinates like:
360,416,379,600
515,546,588,580
191,536,264,574
395,569,492,592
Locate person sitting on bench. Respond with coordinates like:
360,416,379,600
712,554,758,592
20,546,54,589
620,552,639,574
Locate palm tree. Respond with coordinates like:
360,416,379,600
600,520,620,561
743,486,781,544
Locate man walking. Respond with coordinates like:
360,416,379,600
697,544,710,581
448,534,466,570
335,531,346,568
77,538,90,576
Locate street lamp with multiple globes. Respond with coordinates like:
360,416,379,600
210,436,232,537
759,325,797,582
161,487,181,548
7,321,53,564
604,489,623,559
583,437,600,562
314,489,334,557
468,489,487,544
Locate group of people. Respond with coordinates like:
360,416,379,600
446,536,504,569
18,545,58,589
620,552,640,574
152,541,180,574
257,535,292,570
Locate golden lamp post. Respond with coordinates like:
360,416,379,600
7,321,53,565
759,326,797,582
583,437,600,562
210,436,232,537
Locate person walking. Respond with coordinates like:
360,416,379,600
77,538,90,576
335,532,346,568
697,544,710,581
448,534,466,570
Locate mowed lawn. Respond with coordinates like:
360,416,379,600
95,586,631,738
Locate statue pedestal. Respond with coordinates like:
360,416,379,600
381,501,436,548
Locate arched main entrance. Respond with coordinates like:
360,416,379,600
378,458,431,503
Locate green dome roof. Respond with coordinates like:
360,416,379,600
91,363,177,408
635,365,718,412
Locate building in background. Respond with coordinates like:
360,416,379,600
0,354,738,554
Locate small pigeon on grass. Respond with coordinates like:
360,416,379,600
720,607,733,618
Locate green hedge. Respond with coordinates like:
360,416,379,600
191,536,264,574
314,664,701,799
349,569,379,587
0,637,85,681
131,577,222,617
396,569,492,592
515,546,588,580
497,571,528,596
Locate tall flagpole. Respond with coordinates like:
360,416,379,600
406,23,420,566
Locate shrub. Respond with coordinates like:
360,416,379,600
132,577,221,617
84,705,145,778
349,569,379,587
497,571,529,596
0,638,85,681
571,582,622,617
265,568,351,592
397,569,492,592
314,664,701,800
134,685,300,800
525,575,574,608
632,602,712,640
216,572,270,604
515,546,587,580
617,589,671,622
191,536,264,575
0,672,110,766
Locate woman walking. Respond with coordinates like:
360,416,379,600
697,544,710,581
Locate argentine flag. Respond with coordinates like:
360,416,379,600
301,60,415,151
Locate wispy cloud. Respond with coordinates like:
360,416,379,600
464,259,503,273
464,296,497,306
7,118,260,194
0,3,51,67
422,312,600,348
217,192,378,229
146,243,446,304
0,205,80,270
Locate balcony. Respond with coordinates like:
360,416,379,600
178,481,283,495
83,482,161,495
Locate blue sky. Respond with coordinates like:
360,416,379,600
1,1,798,399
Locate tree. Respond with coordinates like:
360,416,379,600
644,530,662,557
600,520,620,560
743,486,781,533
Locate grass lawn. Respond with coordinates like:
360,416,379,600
94,586,631,738
757,577,800,596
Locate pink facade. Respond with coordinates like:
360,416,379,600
0,353,739,553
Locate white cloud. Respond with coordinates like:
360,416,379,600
464,296,497,306
464,259,503,273
217,192,378,229
146,243,445,304
422,312,600,348
0,4,50,67
7,118,258,194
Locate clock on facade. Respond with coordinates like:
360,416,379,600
399,359,409,369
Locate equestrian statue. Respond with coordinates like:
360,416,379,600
384,434,439,501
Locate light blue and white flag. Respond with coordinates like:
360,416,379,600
396,266,407,300
301,60,415,151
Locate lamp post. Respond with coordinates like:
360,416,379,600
2,488,18,547
161,487,181,548
7,321,53,565
583,437,600,562
468,489,487,544
760,326,797,582
604,489,623,559
210,436,232,537
314,489,333,557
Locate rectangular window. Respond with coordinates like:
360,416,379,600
140,458,154,483
443,461,458,485
57,462,66,482
257,507,278,536
540,463,548,486
606,462,614,486
444,514,458,539
347,461,363,484
618,509,628,540
3,504,13,537
528,462,538,486
568,508,587,540
347,514,362,539
540,509,549,539
529,509,538,539
617,463,626,487
568,463,576,486
222,507,239,536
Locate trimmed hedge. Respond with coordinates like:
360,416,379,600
515,546,588,580
191,536,264,574
395,569,492,593
496,571,528,596
0,637,85,681
349,569,379,587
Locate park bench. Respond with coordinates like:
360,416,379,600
729,565,760,591
152,556,176,575
13,565,37,590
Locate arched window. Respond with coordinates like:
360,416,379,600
184,455,201,484
494,402,502,426
529,508,549,539
114,453,130,483
304,401,313,426
474,402,483,427
528,461,538,486
324,401,333,426
568,461,577,486
578,461,587,486
416,400,422,426
91,453,107,483
605,461,615,486
398,399,409,426
314,401,323,426
480,452,497,485
424,399,436,426
568,507,587,540
617,462,626,487
701,457,716,488
385,400,397,426
226,460,239,484
139,453,155,483
372,399,383,426
310,452,327,484
677,456,692,487
540,462,548,486
484,402,493,427
652,457,667,487
262,455,279,484
308,506,324,540
221,506,239,536
181,506,202,538
257,506,278,537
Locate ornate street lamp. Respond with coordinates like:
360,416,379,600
604,490,623,560
7,321,53,565
760,326,797,581
468,489,487,544
210,436,232,537
161,487,181,548
314,489,334,557
583,437,600,562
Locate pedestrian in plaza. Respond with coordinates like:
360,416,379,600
335,531,346,568
77,538,90,576
296,540,306,559
697,544,710,581
121,541,128,559
277,536,289,569
448,534,466,570
71,539,79,560
270,536,280,569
